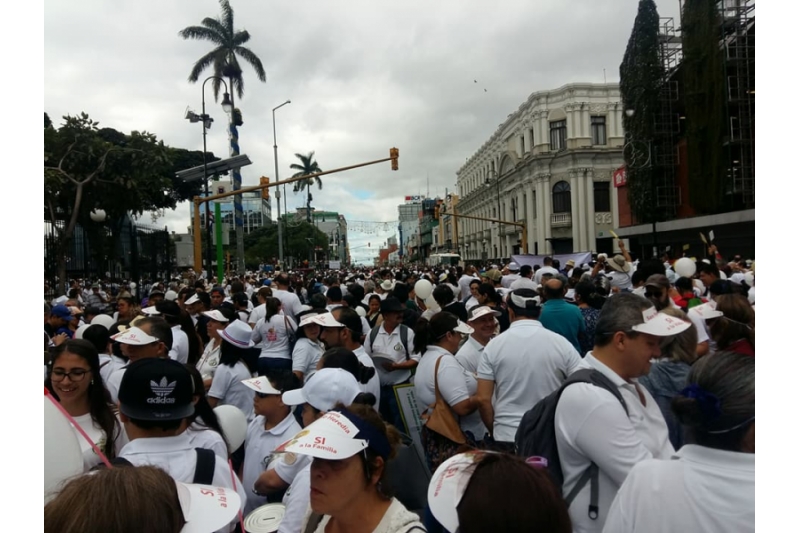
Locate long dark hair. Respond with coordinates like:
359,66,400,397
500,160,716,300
264,297,281,322
45,339,120,459
219,337,258,374
412,312,459,354
178,309,202,366
320,347,376,385
184,365,228,442
477,283,502,306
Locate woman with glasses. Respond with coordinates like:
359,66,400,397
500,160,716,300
45,339,121,471
413,312,482,471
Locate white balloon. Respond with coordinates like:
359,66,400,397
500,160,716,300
414,280,433,300
213,405,248,454
673,257,697,278
424,296,439,311
44,395,84,503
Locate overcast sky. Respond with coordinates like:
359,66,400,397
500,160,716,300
44,0,682,264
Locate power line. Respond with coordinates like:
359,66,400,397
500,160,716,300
347,220,398,234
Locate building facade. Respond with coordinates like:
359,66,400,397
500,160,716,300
436,194,460,254
398,199,422,259
456,83,625,261
196,189,272,235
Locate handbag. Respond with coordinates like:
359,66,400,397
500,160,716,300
421,355,466,444
284,315,297,353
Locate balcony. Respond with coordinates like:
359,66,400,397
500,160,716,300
551,212,572,228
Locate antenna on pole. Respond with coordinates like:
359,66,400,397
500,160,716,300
427,172,430,198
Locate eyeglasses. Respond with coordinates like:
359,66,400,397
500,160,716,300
255,392,280,399
51,368,90,382
644,290,663,299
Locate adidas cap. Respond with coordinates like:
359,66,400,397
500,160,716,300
118,358,195,421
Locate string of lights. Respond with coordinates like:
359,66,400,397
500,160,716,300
347,220,399,234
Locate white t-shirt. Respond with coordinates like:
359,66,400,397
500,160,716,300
208,361,255,422
98,354,125,385
105,367,126,405
292,338,324,382
606,270,633,291
458,275,477,302
185,423,228,459
501,273,520,289
534,266,560,285
252,314,297,360
603,445,754,533
509,276,538,291
243,413,303,514
555,353,674,533
686,306,712,348
415,346,486,440
196,339,221,380
249,303,266,325
464,296,479,311
477,320,588,442
278,464,311,533
454,336,486,375
71,412,110,472
169,326,190,364
272,289,304,320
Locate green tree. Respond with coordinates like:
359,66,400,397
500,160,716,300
291,152,323,223
682,0,726,213
178,0,266,102
242,221,327,268
619,0,663,223
44,113,215,288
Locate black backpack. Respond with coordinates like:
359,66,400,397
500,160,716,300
514,368,628,521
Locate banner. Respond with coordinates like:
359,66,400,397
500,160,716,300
328,260,341,270
394,384,426,469
511,252,593,268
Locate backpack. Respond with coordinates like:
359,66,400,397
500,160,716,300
368,324,410,360
99,448,216,485
514,368,628,521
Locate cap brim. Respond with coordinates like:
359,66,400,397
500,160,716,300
242,377,282,395
310,313,345,328
281,388,307,407
428,452,486,533
631,312,691,336
119,401,195,422
202,310,229,323
112,327,160,345
453,321,474,335
141,306,161,315
185,295,200,305
177,481,242,533
220,330,255,348
282,429,367,460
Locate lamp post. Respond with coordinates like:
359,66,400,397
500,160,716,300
272,100,291,269
187,77,233,278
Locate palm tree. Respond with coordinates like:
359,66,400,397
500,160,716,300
178,0,266,102
290,152,323,223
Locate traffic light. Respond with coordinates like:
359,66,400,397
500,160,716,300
260,177,270,201
390,147,399,171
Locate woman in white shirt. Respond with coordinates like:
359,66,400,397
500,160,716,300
604,350,755,533
251,297,297,376
45,339,122,471
413,312,483,471
182,365,229,459
292,310,324,382
208,320,256,423
195,308,234,390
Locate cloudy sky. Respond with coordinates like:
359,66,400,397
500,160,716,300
44,0,681,264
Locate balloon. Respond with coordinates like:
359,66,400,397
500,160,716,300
414,280,433,300
73,324,91,340
213,405,248,454
424,296,439,312
91,314,115,330
673,257,696,278
44,395,84,503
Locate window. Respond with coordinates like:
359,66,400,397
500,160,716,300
530,128,535,148
591,116,607,145
593,181,610,212
549,120,567,151
552,181,571,213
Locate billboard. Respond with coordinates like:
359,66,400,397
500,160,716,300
404,195,422,202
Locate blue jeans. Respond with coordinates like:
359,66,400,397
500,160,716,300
257,357,293,378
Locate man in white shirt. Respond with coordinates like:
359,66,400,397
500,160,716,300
501,262,521,289
458,266,478,303
554,292,689,533
509,264,538,291
156,301,189,364
455,305,499,374
534,257,560,285
272,274,304,320
476,289,587,451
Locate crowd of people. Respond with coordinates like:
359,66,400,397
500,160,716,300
44,242,755,532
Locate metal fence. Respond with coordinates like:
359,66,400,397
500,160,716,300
44,217,173,302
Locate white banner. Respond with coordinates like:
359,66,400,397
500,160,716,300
328,260,341,270
394,384,426,468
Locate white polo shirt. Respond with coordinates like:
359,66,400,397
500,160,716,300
98,353,125,384
169,326,189,364
272,289,304,320
105,366,126,405
555,353,674,533
185,424,228,460
291,338,324,382
477,320,588,442
278,464,311,533
454,336,486,375
604,445,754,533
364,324,419,386
243,413,303,514
534,266,560,285
501,273,520,289
208,361,255,422
118,433,247,517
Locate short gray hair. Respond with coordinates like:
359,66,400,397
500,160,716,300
594,292,653,347
363,280,375,292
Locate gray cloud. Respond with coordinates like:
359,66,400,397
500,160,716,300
45,0,681,263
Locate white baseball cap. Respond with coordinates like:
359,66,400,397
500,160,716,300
185,294,200,306
507,262,520,271
281,368,360,412
298,312,322,328
141,306,161,316
241,376,281,395
310,312,346,328
112,326,159,346
176,481,242,533
452,320,475,335
691,301,724,320
466,305,500,322
631,307,691,336
428,451,493,532
202,310,230,323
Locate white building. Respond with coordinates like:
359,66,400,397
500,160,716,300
456,83,625,261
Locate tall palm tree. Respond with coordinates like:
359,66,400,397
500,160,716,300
291,152,323,223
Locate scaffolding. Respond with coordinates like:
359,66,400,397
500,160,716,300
654,17,683,217
719,0,755,206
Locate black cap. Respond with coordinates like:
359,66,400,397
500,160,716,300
118,359,195,421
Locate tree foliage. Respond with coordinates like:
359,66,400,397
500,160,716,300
682,0,727,213
242,220,328,267
619,0,663,223
291,152,323,193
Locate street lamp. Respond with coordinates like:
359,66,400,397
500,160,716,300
186,76,233,278
272,100,291,269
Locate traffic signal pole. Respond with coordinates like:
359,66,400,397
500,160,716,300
192,148,399,273
439,208,529,255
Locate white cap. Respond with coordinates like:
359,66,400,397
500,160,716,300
220,321,255,348
202,310,230,323
141,306,160,316
452,320,475,335
298,313,322,328
241,376,281,395
112,326,159,346
185,294,200,306
631,307,692,336
310,312,345,328
90,314,115,329
691,301,724,320
507,262,520,271
278,410,369,460
466,305,500,322
380,280,394,291
428,452,493,532
281,368,360,412
176,481,242,533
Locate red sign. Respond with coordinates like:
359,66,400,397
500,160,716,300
613,166,627,188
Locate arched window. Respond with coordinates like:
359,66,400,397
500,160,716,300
552,181,571,213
